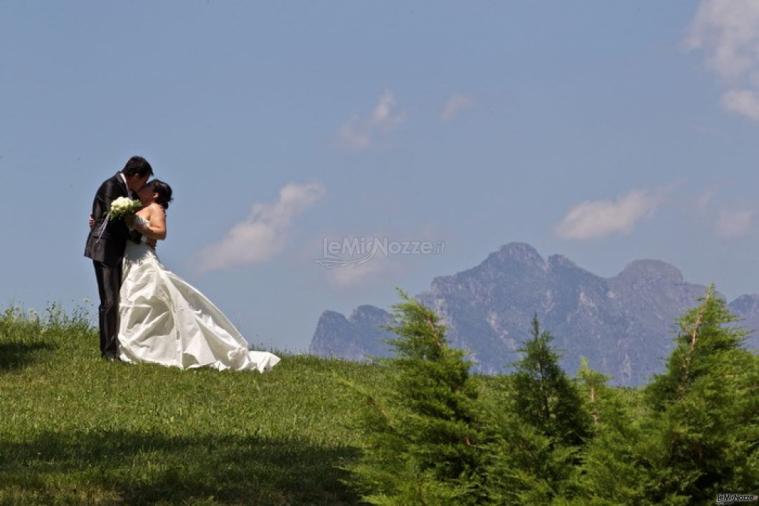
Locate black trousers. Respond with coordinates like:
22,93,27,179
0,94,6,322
93,260,123,357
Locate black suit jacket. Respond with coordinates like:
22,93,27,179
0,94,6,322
84,172,141,266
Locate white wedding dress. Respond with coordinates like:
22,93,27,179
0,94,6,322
117,215,280,372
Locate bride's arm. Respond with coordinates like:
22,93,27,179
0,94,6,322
134,206,167,240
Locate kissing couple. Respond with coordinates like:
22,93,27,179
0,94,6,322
84,155,280,372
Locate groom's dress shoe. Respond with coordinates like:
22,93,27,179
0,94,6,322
103,353,122,362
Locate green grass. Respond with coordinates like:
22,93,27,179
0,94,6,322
0,305,653,505
0,305,391,505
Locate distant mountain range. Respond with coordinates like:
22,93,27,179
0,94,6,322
309,243,759,386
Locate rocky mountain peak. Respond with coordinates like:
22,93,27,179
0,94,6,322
310,243,758,386
730,294,759,314
615,259,684,284
349,304,393,323
547,254,579,270
486,242,546,270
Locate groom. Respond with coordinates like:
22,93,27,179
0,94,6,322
84,156,154,361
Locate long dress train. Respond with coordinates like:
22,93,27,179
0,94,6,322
117,216,280,372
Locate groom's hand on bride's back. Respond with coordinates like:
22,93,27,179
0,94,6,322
147,238,157,249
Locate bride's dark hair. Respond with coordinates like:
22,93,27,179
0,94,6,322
149,180,173,210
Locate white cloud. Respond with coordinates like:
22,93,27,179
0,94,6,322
722,88,759,120
686,0,759,121
717,208,754,238
555,189,664,240
337,90,404,150
197,182,326,272
441,94,475,121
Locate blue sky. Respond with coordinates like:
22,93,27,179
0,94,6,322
3,1,759,352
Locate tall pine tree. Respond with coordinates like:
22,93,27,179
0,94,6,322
640,286,759,503
512,315,591,448
568,358,650,504
348,289,487,505
483,315,592,504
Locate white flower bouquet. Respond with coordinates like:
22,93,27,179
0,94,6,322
93,197,143,244
108,197,142,221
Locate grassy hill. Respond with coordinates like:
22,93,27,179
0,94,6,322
5,297,752,505
0,305,391,505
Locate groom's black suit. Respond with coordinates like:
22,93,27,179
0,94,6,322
84,172,141,358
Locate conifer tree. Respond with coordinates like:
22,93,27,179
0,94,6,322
569,358,650,504
640,286,759,503
565,289,759,505
348,289,487,505
512,315,591,448
483,316,592,504
577,357,607,430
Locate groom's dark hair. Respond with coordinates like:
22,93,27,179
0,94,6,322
121,156,154,177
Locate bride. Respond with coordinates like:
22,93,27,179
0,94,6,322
117,180,280,373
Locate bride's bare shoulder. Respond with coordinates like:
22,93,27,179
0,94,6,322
150,203,166,217
135,203,163,221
